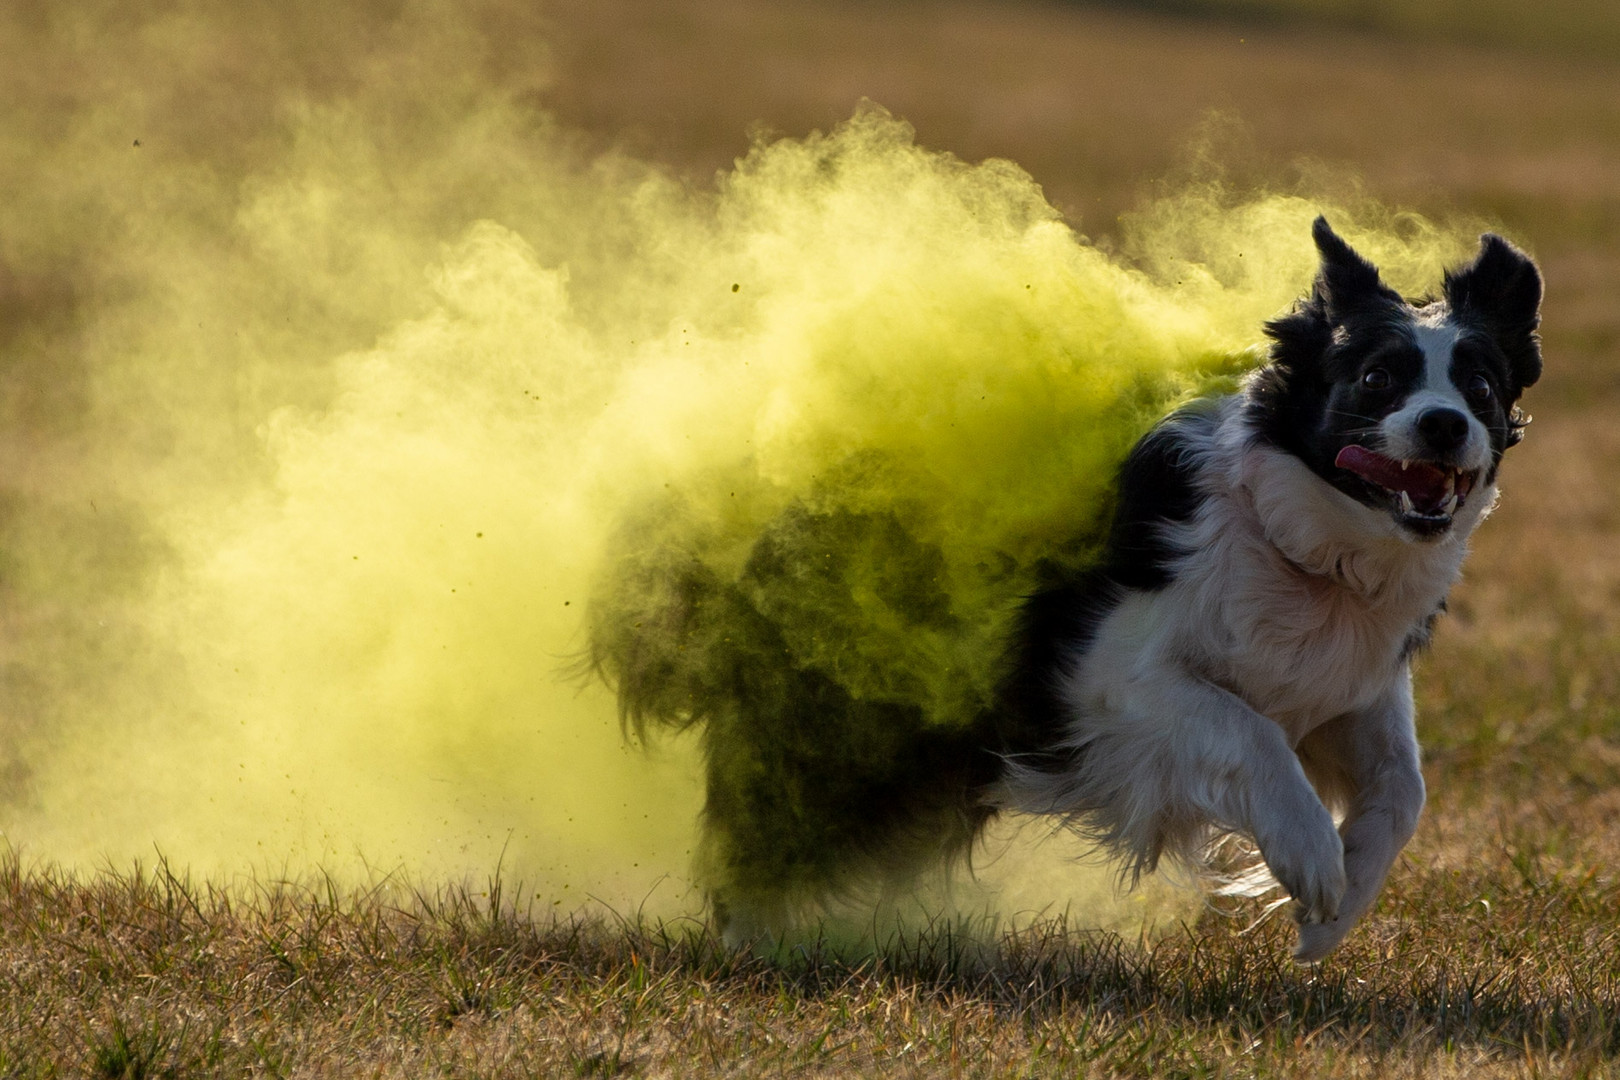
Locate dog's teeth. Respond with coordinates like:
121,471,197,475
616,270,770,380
1397,490,1414,514
1400,460,1411,471
1441,493,1458,515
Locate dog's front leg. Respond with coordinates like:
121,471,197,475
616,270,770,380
1063,665,1345,927
1291,672,1425,963
1153,676,1348,929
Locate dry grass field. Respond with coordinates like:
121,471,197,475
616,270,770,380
5,0,1620,1075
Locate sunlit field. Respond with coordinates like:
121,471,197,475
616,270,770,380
4,0,1620,1075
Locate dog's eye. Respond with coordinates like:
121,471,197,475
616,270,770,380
1468,373,1493,401
1361,368,1391,390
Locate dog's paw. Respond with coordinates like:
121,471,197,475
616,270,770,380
1291,915,1354,965
1259,809,1345,927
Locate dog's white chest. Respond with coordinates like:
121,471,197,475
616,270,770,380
1184,489,1462,742
1209,561,1409,739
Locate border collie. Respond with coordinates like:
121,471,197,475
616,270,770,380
997,217,1541,960
592,218,1542,962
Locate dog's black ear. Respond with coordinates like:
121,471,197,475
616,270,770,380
1310,215,1403,322
1444,233,1543,392
1262,216,1400,364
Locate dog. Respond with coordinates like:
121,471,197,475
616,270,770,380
590,217,1541,962
997,217,1541,960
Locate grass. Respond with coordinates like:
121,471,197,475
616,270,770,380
7,823,1620,1077
7,0,1620,1075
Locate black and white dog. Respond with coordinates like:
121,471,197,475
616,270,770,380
593,217,1541,962
999,217,1542,960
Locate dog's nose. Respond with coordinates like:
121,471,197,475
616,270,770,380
1416,408,1469,452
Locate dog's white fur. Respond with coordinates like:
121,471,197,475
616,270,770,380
999,356,1497,962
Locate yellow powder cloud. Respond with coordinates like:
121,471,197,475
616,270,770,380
0,2,1475,926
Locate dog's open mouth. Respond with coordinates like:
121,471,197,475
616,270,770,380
1334,445,1477,526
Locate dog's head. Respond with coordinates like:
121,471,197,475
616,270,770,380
1251,216,1542,539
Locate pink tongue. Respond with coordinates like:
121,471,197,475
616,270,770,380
1335,445,1449,508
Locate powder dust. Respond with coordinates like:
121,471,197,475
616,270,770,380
0,2,1476,924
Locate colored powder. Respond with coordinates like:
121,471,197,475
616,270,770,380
0,2,1478,923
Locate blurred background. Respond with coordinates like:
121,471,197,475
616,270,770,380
542,0,1620,290
1,0,1617,905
